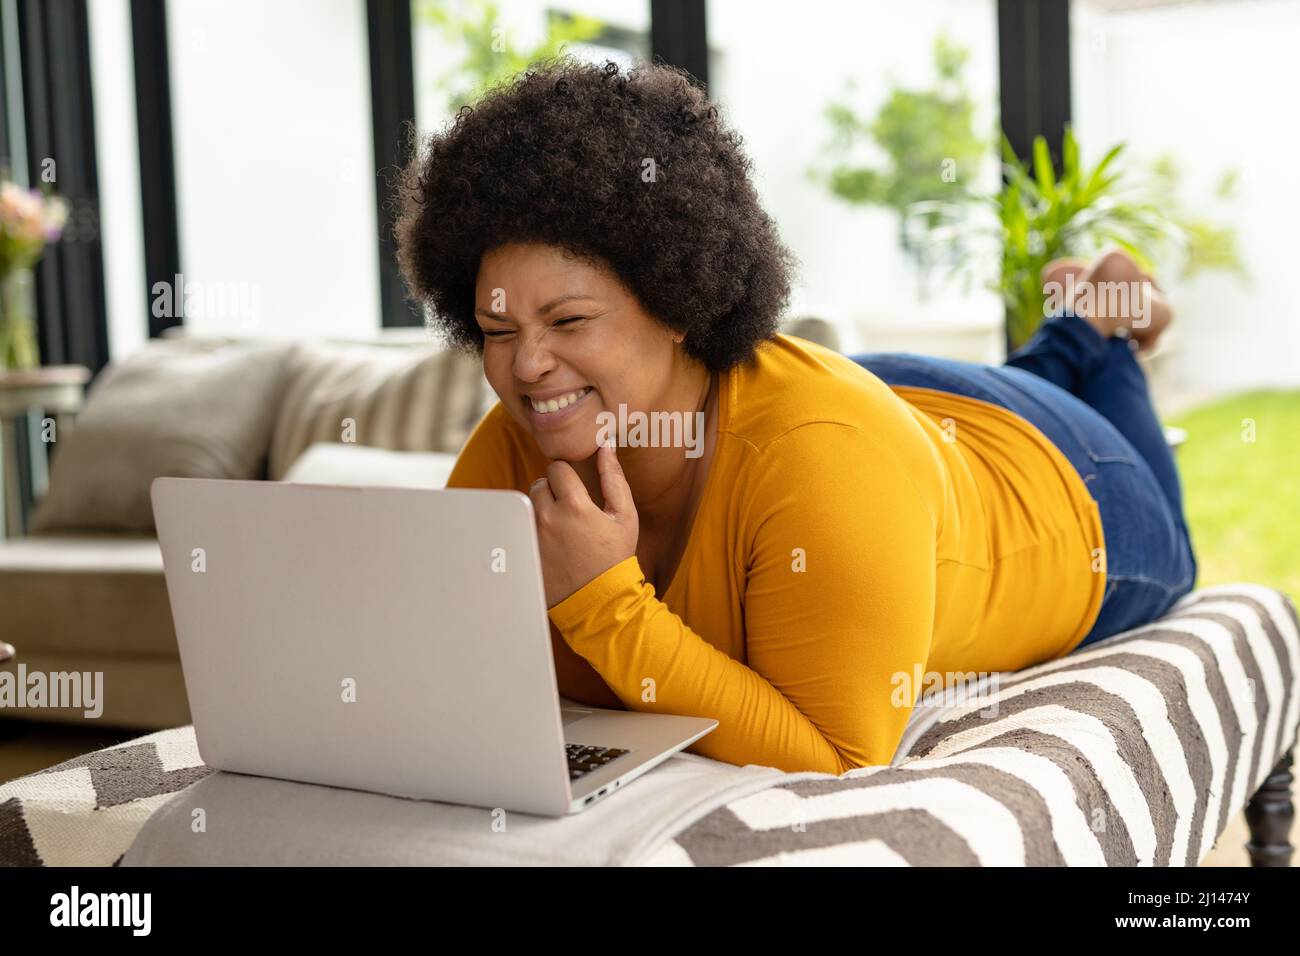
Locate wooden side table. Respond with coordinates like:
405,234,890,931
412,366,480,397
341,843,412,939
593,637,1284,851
0,364,90,537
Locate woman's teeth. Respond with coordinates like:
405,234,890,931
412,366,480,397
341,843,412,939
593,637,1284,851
530,386,592,414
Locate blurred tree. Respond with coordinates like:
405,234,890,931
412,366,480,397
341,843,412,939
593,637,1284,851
810,35,987,266
415,0,605,114
1147,156,1247,282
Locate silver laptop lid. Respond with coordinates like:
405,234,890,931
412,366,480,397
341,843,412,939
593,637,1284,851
150,477,574,815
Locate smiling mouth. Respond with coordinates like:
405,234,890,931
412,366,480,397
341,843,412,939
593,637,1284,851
525,385,594,415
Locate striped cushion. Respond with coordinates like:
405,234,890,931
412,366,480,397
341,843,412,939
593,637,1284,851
267,340,492,480
2,585,1295,866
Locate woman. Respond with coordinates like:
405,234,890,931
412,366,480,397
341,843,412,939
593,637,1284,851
395,57,1197,775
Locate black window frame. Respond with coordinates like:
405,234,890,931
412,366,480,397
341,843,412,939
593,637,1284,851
998,0,1071,354
132,0,183,341
7,0,110,375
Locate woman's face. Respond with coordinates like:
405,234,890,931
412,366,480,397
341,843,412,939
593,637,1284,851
474,241,685,463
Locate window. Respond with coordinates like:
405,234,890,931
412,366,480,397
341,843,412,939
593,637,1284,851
1070,0,1299,395
707,0,1003,358
166,0,380,338
412,0,650,136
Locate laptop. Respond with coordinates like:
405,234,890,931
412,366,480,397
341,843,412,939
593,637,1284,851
149,477,717,817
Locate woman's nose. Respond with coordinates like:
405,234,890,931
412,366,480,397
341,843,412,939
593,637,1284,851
512,331,558,380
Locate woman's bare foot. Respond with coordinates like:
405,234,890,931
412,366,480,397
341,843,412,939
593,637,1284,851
1127,267,1173,354
1041,255,1121,340
1040,250,1173,353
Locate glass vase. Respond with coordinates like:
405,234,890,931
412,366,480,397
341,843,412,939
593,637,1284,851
0,268,40,372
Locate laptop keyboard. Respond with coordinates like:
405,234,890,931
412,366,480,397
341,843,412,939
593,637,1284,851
566,743,631,780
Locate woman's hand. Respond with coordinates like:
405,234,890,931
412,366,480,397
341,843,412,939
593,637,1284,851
529,442,639,608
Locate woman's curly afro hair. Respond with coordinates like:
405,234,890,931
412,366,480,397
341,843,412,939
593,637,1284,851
394,56,798,372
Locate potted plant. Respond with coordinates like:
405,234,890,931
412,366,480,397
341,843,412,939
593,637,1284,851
992,128,1171,348
931,127,1246,350
0,178,67,372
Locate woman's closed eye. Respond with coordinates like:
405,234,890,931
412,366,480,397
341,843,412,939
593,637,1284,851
481,317,586,337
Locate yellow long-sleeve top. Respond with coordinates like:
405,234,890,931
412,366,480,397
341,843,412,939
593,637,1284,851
446,334,1106,775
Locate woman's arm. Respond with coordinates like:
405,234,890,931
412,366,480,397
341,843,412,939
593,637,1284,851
548,421,939,775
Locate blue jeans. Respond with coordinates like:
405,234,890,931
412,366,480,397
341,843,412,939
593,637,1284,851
848,312,1198,648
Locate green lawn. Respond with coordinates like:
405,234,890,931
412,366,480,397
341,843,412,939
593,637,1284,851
1169,390,1300,601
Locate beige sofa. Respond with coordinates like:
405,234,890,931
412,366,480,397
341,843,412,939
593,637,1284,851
0,318,841,730
0,328,493,729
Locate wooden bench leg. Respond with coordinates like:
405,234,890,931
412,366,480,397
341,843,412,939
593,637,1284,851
1245,748,1294,867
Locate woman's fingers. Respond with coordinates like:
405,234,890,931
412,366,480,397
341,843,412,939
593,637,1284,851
543,459,591,506
528,475,555,517
596,441,636,522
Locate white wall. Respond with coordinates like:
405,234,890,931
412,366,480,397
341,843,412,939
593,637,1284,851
166,0,380,338
1072,0,1300,395
87,0,149,363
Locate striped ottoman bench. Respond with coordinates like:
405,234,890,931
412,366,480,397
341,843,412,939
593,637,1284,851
647,584,1299,865
1,584,1295,866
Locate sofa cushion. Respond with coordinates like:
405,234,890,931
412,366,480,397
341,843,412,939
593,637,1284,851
0,533,175,657
30,338,292,534
281,442,459,488
267,340,491,480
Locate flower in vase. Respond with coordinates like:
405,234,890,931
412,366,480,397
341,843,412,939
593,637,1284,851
1,179,67,370
1,181,67,270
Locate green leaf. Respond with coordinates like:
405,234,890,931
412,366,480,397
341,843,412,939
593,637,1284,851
1032,136,1056,198
1080,143,1124,203
1062,126,1079,180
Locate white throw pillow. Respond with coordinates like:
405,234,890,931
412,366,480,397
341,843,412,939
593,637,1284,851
281,442,459,489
